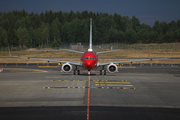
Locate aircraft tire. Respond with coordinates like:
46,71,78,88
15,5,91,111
78,70,80,75
100,70,102,75
104,70,106,75
73,70,76,75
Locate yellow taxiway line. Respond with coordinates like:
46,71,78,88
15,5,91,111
39,66,57,68
118,66,136,68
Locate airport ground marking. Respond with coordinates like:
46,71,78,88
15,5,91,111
46,77,61,78
38,66,57,68
87,75,91,120
60,71,120,73
95,84,133,86
43,86,135,89
44,79,135,90
51,80,129,82
118,66,136,68
95,82,130,84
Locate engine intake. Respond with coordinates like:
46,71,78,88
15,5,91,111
61,63,72,73
107,63,118,73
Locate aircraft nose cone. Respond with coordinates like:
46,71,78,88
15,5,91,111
87,62,91,66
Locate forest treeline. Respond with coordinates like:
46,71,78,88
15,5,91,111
0,10,180,48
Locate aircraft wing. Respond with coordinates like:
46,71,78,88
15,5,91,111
99,49,172,66
8,49,81,66
97,49,122,54
60,49,84,54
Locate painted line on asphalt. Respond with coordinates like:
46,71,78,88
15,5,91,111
51,80,127,82
43,86,135,89
60,71,120,73
87,75,90,120
95,82,130,84
95,84,133,86
118,66,136,68
38,66,57,68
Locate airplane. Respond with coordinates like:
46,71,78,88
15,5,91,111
8,18,172,75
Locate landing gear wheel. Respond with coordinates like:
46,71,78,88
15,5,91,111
78,70,80,75
73,70,76,75
100,70,102,75
104,70,106,75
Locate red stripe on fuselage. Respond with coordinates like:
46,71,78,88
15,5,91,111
81,51,98,70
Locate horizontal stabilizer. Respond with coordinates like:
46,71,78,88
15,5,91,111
60,49,84,54
97,49,122,54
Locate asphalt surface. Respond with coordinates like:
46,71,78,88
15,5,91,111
0,64,180,120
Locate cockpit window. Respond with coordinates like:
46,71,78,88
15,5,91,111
84,57,95,60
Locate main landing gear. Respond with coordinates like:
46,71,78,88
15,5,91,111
100,66,106,75
73,66,80,75
100,70,106,75
73,70,80,75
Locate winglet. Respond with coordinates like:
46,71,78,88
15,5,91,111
168,48,172,59
8,46,12,57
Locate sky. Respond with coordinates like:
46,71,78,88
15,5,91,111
0,0,180,27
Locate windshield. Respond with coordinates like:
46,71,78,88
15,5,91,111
84,57,95,60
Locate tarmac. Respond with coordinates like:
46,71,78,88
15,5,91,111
0,64,180,120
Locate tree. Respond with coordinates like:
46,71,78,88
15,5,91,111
153,21,161,34
174,28,180,42
131,16,140,32
15,16,31,30
67,19,81,43
0,27,8,47
157,32,164,43
16,27,30,47
165,30,175,42
33,28,42,47
50,17,61,46
8,23,17,47
122,16,133,32
40,22,50,46
160,21,169,35
138,29,149,43
69,10,77,21
76,11,82,20
1,10,180,47
81,20,89,43
61,22,68,43
108,28,119,42
140,23,152,32
149,31,158,43
125,28,137,44
113,13,123,31
82,11,89,19
118,30,125,42
29,27,34,47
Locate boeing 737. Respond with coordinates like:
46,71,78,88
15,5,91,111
9,18,172,75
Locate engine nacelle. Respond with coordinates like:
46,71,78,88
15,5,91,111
61,63,72,73
107,63,118,73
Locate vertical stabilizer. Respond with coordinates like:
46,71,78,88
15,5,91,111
88,18,93,51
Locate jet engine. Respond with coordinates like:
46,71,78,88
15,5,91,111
61,63,72,73
107,63,118,73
